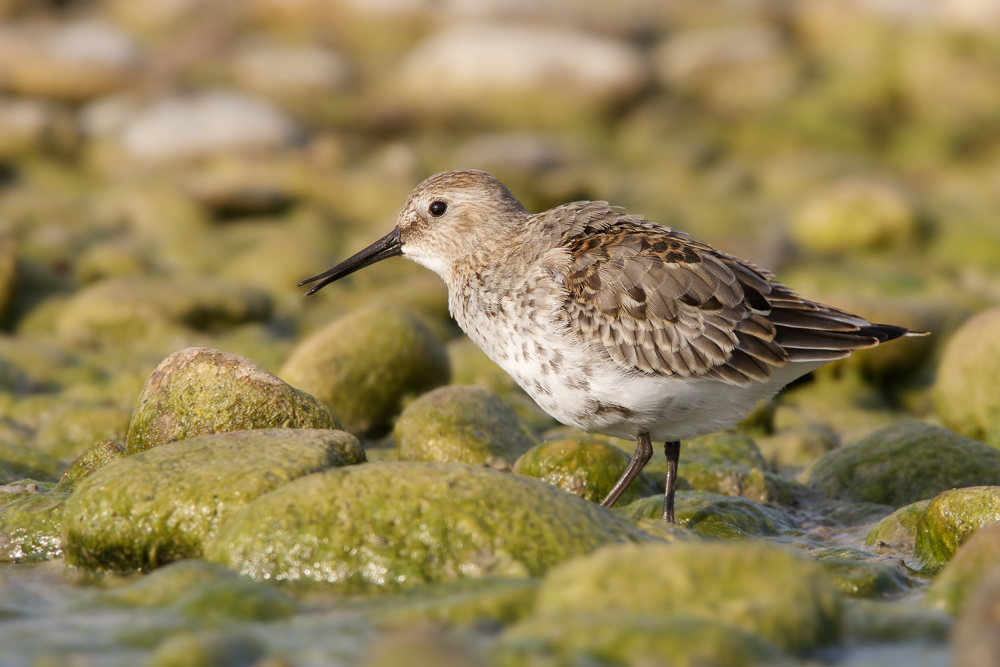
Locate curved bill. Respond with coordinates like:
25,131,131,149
299,227,403,295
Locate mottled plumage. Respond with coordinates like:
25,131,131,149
301,169,921,522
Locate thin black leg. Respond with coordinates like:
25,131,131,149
600,429,652,508
662,441,681,523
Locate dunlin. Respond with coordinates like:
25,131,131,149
301,170,922,522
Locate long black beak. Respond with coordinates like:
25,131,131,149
299,227,403,295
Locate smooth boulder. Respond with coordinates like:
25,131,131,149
935,307,1000,447
913,486,1000,571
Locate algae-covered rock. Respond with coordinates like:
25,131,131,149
618,491,791,538
280,307,450,437
814,551,909,599
865,499,931,556
0,485,70,563
789,181,922,256
758,424,840,468
913,486,1000,571
35,405,131,461
681,463,804,506
843,600,951,644
924,522,1000,614
513,437,655,504
686,432,768,468
204,461,648,593
148,631,267,667
496,613,782,667
100,559,239,608
805,422,1000,506
126,347,340,454
63,428,365,572
532,541,841,653
176,578,298,622
57,276,272,346
57,439,125,489
951,562,1000,667
0,441,66,482
934,307,1000,447
395,385,538,466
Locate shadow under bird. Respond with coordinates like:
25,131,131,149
300,169,924,522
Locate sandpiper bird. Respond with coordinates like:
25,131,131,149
300,170,921,522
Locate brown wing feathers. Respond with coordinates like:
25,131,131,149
558,211,908,385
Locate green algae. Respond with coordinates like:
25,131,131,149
913,486,1000,572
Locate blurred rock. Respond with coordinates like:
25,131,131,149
57,276,272,347
513,437,656,504
935,307,1000,447
395,385,538,467
789,181,922,256
812,547,909,599
654,23,796,111
805,423,1000,507
453,132,571,175
758,424,840,469
281,307,450,437
64,428,364,571
952,561,1000,667
924,521,1000,614
36,404,131,461
126,347,341,454
0,21,139,103
913,486,1000,571
203,461,649,592
148,631,266,667
73,241,150,284
843,599,951,644
231,44,352,96
0,98,78,161
0,485,68,563
0,235,15,324
530,541,841,654
118,91,300,163
365,577,540,629
398,23,647,117
0,441,66,482
100,559,237,607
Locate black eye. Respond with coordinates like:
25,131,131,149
429,201,447,217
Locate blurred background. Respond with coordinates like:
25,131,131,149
0,0,999,450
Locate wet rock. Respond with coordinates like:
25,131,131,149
0,441,66,482
640,431,766,491
817,501,895,527
924,521,1000,614
654,24,796,111
843,600,951,644
618,490,791,538
496,613,782,667
0,98,78,161
127,348,340,454
176,578,298,622
934,307,1000,447
36,405,131,461
100,559,238,607
281,307,450,438
398,24,647,117
57,276,272,347
951,561,1000,667
513,437,656,505
363,577,539,629
913,486,1000,571
531,541,841,653
148,631,266,667
0,485,69,563
681,463,803,506
118,90,300,163
395,385,538,466
231,44,351,96
57,439,125,489
813,549,909,599
63,428,365,571
805,423,1000,507
204,461,648,593
864,500,931,557
0,21,139,102
789,181,922,256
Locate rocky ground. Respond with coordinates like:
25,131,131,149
2,0,1000,666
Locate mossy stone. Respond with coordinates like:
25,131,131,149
816,557,909,599
805,422,1000,507
913,486,1000,572
57,439,125,489
126,347,341,454
680,463,804,505
618,491,791,538
685,432,767,468
864,499,931,556
100,559,239,608
496,613,781,667
934,307,1000,447
395,385,538,466
57,276,272,346
532,541,841,653
35,405,131,461
63,428,365,572
176,578,298,622
0,441,66,482
280,307,450,437
924,522,1000,614
843,600,951,644
148,631,266,667
203,461,649,593
0,486,69,563
513,437,656,504
950,562,1000,666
